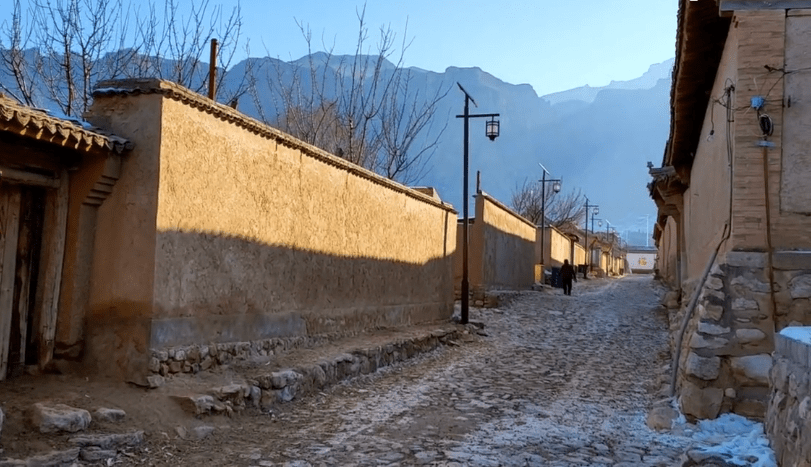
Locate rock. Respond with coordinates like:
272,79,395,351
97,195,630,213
731,276,771,294
12,448,81,466
211,383,250,403
736,327,767,344
685,352,721,380
705,275,724,291
679,381,723,419
192,425,215,440
31,402,92,434
730,354,772,385
270,369,302,389
689,333,728,350
697,321,730,336
700,303,724,321
69,431,145,449
724,387,736,398
646,405,678,431
80,447,117,462
732,297,759,311
147,374,165,388
789,274,811,299
94,407,126,423
170,394,217,415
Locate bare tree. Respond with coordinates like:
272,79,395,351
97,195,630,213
510,178,586,227
251,5,450,184
0,0,247,116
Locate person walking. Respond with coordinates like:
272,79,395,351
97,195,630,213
560,259,577,296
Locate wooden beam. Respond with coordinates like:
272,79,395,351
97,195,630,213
0,187,21,380
36,169,69,370
0,167,59,188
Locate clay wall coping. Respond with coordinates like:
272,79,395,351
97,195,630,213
475,191,536,230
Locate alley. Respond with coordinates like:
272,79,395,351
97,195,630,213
156,275,696,466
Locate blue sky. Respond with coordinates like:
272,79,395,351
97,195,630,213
0,0,677,96
222,0,678,96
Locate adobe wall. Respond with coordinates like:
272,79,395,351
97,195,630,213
153,84,456,348
85,79,457,377
534,226,571,268
573,242,585,266
475,192,536,290
81,92,164,380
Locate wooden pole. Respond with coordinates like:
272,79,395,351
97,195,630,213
208,38,218,100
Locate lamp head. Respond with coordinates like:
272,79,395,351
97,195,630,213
485,117,499,141
552,181,561,193
593,207,599,215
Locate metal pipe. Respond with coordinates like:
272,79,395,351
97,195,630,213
461,93,470,324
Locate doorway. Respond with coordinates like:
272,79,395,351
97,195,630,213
0,183,46,379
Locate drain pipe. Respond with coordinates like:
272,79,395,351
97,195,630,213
669,223,729,397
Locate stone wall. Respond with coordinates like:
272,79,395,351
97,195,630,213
766,328,811,466
673,249,811,420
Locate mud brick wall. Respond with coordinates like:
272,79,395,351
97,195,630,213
83,79,457,380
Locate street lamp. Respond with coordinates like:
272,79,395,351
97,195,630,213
456,82,500,325
584,198,599,278
538,162,561,272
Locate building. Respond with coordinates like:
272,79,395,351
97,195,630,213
651,0,811,421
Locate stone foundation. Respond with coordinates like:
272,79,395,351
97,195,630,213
766,329,811,466
669,250,811,420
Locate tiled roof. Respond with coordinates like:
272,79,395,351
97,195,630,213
0,94,132,155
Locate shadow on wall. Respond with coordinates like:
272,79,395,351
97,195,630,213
83,229,455,378
453,219,536,290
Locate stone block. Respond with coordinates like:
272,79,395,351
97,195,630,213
170,394,217,415
80,448,117,462
725,251,767,268
736,327,767,344
773,250,811,270
705,275,724,291
686,353,721,380
732,297,759,312
770,359,790,393
93,408,126,423
731,275,771,294
31,403,92,434
69,431,144,450
646,405,678,431
147,375,165,389
701,303,725,321
730,354,773,385
679,381,724,419
790,274,811,299
689,333,728,350
697,322,730,336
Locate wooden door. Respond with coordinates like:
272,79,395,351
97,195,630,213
0,183,46,379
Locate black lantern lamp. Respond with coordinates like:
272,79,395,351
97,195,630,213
485,116,500,141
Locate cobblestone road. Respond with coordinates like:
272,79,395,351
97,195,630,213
170,275,699,466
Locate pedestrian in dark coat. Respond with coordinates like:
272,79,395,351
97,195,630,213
560,259,577,296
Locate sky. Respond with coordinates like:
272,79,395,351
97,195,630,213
0,0,677,96
214,0,678,97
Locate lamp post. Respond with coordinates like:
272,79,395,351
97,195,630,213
456,82,499,325
584,198,599,278
538,163,561,270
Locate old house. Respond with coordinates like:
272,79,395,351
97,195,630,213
0,79,457,382
651,0,811,421
0,94,132,379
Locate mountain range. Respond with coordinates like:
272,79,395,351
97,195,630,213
1,51,672,246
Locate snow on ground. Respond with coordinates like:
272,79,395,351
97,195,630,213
673,412,777,466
